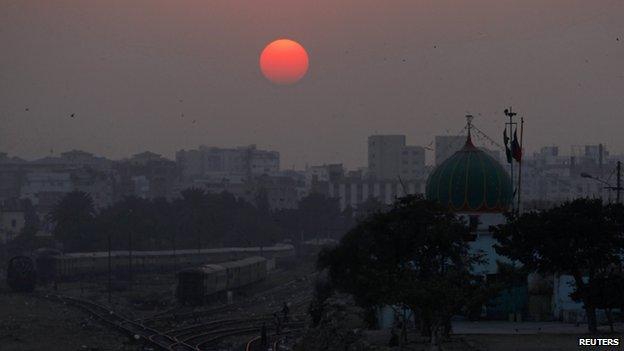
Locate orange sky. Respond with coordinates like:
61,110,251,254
1,0,623,167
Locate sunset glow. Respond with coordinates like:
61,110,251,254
259,39,309,85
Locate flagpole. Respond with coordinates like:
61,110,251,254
517,117,524,213
504,108,517,212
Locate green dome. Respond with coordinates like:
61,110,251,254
426,136,512,213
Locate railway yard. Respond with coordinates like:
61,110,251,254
0,258,316,351
3,254,623,351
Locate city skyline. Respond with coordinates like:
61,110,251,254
0,133,618,169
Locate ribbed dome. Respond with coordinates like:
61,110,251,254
426,135,512,213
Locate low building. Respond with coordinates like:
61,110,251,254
176,144,280,181
20,172,73,213
0,202,26,243
314,174,423,211
113,152,179,200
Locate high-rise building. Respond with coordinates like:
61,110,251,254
435,135,465,165
368,135,425,180
399,146,426,179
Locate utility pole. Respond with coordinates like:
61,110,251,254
128,230,132,285
581,161,623,204
127,208,133,286
172,230,177,274
108,232,112,303
617,161,622,204
517,117,524,212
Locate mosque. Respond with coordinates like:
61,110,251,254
426,117,513,276
425,117,526,320
377,116,583,327
424,116,582,322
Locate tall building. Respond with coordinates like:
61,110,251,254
434,135,465,165
400,145,426,179
368,135,425,180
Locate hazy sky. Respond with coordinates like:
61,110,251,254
1,1,623,168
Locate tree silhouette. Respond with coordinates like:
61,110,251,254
48,191,96,252
355,196,386,221
319,195,488,344
493,199,624,333
177,188,211,251
298,193,341,240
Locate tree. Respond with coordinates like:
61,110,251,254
355,196,386,221
177,188,211,251
298,193,341,240
319,195,489,345
493,199,624,333
571,274,624,332
48,191,96,252
148,197,176,250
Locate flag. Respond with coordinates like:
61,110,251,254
511,129,522,162
503,129,512,163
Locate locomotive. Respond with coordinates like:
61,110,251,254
7,256,36,292
176,256,267,305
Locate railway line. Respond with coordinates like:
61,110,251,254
139,273,314,328
39,263,314,350
244,326,303,351
43,275,311,351
44,294,191,350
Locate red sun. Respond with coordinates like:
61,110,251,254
260,39,309,85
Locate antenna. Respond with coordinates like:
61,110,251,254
465,114,474,133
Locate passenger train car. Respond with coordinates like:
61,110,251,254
176,256,267,305
35,244,293,282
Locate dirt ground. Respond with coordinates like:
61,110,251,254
0,292,131,351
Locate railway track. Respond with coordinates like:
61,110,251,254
167,314,305,349
45,293,306,351
44,294,195,350
42,269,314,350
194,321,305,351
139,274,314,327
244,326,304,351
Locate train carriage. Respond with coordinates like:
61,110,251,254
176,256,267,305
34,244,292,282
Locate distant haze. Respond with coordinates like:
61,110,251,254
1,0,623,168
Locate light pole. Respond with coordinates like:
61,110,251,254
580,161,623,203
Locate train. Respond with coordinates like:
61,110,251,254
33,244,294,282
176,256,267,305
6,256,37,292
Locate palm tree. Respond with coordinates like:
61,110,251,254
48,191,96,252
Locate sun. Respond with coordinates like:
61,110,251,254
260,39,309,85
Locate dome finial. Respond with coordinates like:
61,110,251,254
465,114,475,148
